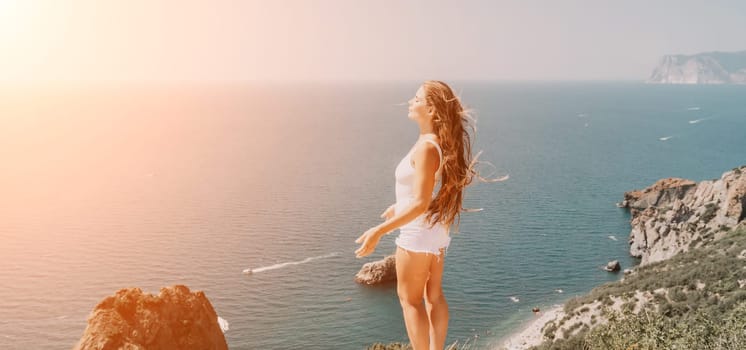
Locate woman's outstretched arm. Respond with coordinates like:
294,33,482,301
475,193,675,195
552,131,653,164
355,142,441,257
381,204,396,220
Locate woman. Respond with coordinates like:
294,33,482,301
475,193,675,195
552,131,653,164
355,80,478,350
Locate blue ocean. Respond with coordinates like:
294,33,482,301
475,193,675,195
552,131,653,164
1,82,744,349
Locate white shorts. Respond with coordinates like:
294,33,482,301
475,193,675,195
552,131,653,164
394,216,451,259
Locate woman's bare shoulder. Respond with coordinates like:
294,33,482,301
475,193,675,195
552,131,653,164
411,141,441,168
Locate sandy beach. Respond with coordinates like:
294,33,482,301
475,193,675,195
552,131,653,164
495,305,565,350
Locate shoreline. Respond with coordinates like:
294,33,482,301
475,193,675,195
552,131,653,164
494,304,565,350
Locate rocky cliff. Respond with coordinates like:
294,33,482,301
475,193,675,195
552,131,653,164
646,51,746,84
621,165,746,265
74,285,228,350
522,166,746,350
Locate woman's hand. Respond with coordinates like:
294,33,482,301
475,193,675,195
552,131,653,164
380,204,395,220
354,227,384,258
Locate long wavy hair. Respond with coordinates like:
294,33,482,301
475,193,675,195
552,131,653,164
421,80,482,232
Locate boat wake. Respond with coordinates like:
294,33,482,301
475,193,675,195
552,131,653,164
689,118,710,124
243,252,340,275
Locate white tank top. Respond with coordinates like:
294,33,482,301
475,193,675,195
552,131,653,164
393,136,451,254
394,137,444,223
394,139,443,202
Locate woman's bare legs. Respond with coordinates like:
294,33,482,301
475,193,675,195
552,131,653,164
396,247,448,350
396,247,432,350
424,248,448,350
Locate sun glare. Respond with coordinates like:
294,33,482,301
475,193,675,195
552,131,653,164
0,0,35,52
0,1,47,81
0,1,27,37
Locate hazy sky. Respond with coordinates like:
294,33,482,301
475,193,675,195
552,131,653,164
2,0,745,82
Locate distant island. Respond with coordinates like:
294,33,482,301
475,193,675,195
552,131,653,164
646,50,746,84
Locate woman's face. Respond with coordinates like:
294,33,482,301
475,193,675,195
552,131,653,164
408,85,432,123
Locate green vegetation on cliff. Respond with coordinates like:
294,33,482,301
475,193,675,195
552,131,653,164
532,226,746,350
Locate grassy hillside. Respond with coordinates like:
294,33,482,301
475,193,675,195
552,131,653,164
532,226,746,350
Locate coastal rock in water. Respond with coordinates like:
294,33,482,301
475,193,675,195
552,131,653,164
623,166,746,265
604,260,621,272
73,285,228,350
646,51,746,84
355,255,397,285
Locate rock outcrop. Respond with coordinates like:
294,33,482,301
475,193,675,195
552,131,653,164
646,51,746,84
74,285,228,350
355,255,397,285
621,166,746,265
603,260,621,272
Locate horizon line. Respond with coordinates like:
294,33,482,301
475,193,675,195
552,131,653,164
0,78,648,87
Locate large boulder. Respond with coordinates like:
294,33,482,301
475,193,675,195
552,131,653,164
355,255,397,285
74,285,228,350
603,260,621,272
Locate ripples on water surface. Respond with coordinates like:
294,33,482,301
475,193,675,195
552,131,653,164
1,82,744,349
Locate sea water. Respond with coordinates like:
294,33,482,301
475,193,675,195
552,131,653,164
0,81,744,349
